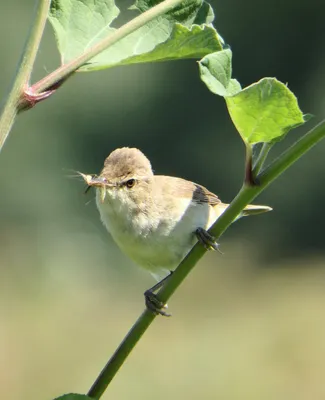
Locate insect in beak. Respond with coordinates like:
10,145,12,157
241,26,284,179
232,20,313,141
78,172,106,191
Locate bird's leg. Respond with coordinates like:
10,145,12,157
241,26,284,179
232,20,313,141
195,227,220,251
144,271,173,317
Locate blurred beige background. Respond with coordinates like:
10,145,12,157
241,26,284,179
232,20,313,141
1,0,325,399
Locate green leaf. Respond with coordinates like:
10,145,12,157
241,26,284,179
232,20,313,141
193,1,215,24
49,0,223,71
199,49,241,96
97,23,222,67
133,0,201,22
225,78,305,144
49,0,119,65
53,394,93,400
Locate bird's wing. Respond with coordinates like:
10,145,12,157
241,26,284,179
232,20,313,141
154,176,221,206
192,183,221,206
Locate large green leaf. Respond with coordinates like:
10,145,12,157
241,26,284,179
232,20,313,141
199,49,241,96
49,0,223,70
226,78,305,144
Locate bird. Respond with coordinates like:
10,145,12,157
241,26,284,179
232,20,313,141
80,147,271,315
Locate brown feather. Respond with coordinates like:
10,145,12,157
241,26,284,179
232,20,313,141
154,176,221,206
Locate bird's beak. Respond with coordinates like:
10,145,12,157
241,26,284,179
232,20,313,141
79,172,114,201
78,172,102,185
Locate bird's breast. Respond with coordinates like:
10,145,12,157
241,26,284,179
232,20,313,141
96,192,221,278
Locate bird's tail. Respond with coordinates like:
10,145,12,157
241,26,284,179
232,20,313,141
241,204,272,216
216,203,272,217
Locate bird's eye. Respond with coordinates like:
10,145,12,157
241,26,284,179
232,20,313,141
125,179,136,188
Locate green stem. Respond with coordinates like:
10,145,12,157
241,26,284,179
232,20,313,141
253,142,273,175
0,0,50,151
160,119,325,302
88,310,156,399
31,0,186,95
86,119,325,399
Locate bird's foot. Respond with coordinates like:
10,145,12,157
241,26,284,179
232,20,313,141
195,227,220,251
144,290,171,317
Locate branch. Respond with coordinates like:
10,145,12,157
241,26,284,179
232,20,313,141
87,309,155,399
0,0,50,151
87,119,325,399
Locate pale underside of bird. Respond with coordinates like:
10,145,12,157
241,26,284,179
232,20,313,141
81,148,271,282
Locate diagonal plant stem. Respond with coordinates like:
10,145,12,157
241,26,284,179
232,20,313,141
156,120,325,301
30,0,187,95
0,0,51,151
87,119,325,399
87,309,156,399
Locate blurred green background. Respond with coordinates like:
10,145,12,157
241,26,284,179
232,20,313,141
1,0,325,399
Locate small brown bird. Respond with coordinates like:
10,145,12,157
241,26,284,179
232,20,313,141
81,147,271,315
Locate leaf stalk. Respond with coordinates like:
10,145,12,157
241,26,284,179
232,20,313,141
253,142,273,176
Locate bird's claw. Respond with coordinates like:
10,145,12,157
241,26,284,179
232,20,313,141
144,290,171,317
195,227,220,252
